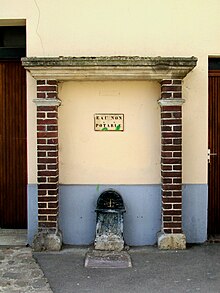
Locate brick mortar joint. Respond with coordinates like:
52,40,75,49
37,144,59,147
161,131,182,133
161,121,182,124
38,207,59,210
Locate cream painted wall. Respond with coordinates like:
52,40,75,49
182,59,208,184
27,75,37,183
1,0,219,184
59,81,161,184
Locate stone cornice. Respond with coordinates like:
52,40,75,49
22,56,197,81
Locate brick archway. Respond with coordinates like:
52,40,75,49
22,56,197,251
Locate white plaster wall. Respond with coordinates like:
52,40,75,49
1,0,218,184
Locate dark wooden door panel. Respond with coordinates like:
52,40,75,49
0,61,27,228
0,63,6,226
208,70,220,235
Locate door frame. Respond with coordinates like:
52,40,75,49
208,64,220,236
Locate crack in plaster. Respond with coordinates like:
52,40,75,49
33,0,45,55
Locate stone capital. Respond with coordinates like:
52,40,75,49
33,98,61,107
158,98,185,107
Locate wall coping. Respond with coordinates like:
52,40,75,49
22,56,197,81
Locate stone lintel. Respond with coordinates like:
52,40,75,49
22,56,197,81
158,98,185,107
158,233,186,250
33,98,61,106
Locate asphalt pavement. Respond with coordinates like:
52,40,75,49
34,243,220,293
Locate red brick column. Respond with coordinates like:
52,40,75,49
32,80,62,251
158,79,186,249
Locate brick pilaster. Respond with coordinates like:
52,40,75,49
35,80,61,231
158,79,185,236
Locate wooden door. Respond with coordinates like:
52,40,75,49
0,60,27,228
208,70,220,236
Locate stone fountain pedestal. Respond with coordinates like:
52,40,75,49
94,190,125,252
95,233,124,251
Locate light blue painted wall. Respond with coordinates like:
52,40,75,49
59,185,161,246
27,184,38,244
27,184,208,245
182,184,208,243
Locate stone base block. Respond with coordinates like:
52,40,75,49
85,250,132,268
158,232,186,250
32,230,62,252
95,234,124,251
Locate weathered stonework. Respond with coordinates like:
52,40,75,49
94,190,125,251
22,56,197,81
95,234,124,251
158,232,186,250
32,230,62,252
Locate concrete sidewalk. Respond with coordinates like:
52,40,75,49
34,243,220,293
